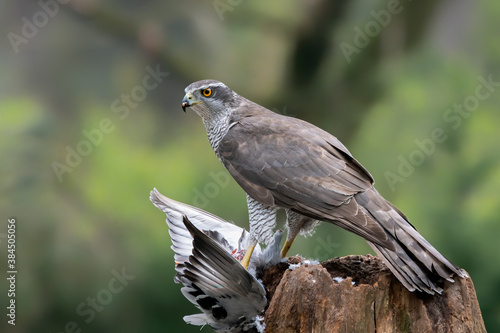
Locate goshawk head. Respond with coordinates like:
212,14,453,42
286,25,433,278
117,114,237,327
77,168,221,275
181,80,240,123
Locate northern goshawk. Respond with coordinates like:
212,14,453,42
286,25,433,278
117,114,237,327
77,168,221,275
181,79,467,294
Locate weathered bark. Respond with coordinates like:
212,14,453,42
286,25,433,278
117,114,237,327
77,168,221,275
261,255,485,333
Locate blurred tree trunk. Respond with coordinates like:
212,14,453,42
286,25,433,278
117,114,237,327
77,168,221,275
262,255,485,333
284,0,443,142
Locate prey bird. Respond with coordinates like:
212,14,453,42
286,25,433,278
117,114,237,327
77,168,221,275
181,80,467,294
150,189,282,332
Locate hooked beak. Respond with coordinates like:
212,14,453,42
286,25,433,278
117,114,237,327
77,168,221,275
181,92,201,112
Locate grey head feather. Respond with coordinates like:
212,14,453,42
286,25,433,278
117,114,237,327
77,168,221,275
183,80,243,153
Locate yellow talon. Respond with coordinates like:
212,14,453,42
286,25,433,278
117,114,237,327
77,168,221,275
280,235,297,258
240,243,256,270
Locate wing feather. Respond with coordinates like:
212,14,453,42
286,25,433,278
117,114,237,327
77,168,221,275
150,188,261,254
218,110,393,249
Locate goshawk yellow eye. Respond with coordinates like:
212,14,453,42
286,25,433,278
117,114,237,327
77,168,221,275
202,88,212,97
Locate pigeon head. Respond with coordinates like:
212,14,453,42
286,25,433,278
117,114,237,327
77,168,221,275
182,80,240,122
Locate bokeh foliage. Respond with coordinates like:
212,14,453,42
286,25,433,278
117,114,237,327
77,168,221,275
1,1,499,332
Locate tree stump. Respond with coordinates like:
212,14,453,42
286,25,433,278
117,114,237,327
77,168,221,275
260,255,485,333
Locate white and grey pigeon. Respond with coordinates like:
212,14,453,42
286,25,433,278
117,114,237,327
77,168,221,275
150,188,283,333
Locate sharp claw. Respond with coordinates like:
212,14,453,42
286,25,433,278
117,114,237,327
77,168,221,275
240,243,256,270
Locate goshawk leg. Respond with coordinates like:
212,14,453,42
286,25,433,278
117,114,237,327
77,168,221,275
240,195,276,269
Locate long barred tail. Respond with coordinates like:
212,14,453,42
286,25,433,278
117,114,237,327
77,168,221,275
356,188,467,294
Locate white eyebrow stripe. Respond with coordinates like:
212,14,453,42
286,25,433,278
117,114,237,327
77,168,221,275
201,83,226,89
186,80,228,93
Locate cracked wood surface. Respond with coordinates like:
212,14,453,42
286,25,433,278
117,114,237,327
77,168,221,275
261,255,485,333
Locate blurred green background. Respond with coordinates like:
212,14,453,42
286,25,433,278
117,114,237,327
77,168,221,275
1,1,499,332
